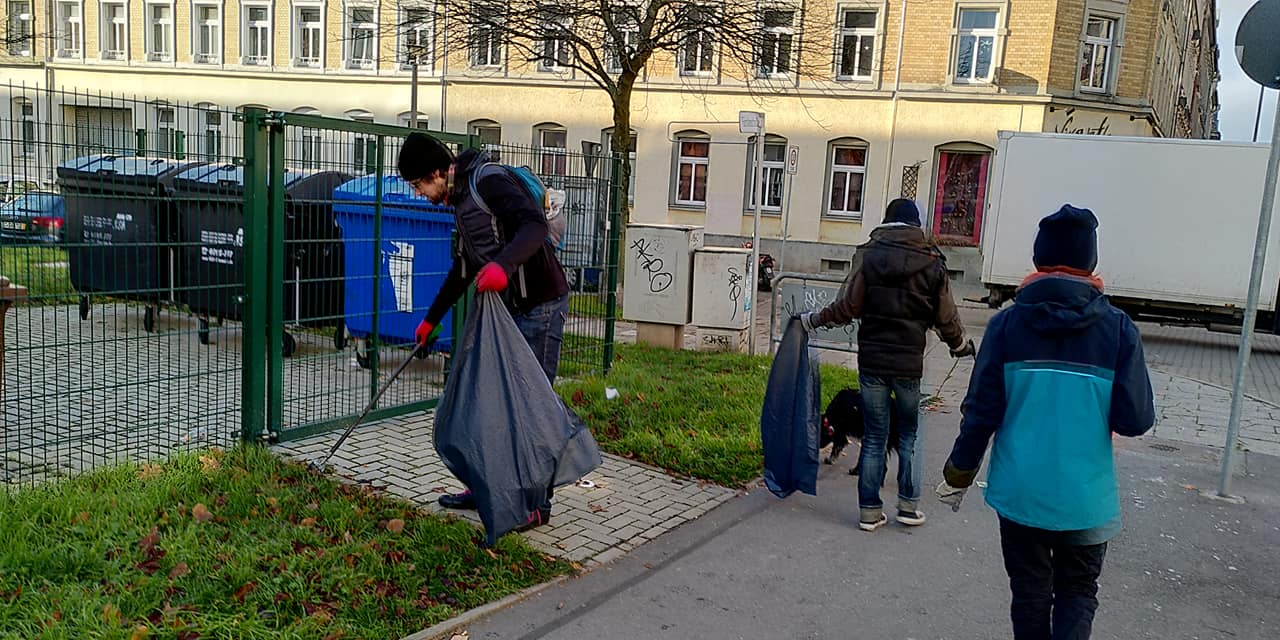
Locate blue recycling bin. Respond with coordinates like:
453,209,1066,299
333,176,456,364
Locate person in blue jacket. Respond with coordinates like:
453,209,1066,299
935,205,1155,640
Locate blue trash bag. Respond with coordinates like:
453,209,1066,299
433,292,603,546
760,316,822,499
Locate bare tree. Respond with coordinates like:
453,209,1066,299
438,0,832,221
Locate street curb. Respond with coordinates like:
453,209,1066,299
400,572,579,640
1152,367,1280,410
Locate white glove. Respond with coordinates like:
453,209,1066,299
935,480,968,512
795,312,817,333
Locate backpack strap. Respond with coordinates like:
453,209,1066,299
467,162,505,216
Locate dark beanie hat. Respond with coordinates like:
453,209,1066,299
1033,205,1099,271
883,198,922,227
397,132,454,181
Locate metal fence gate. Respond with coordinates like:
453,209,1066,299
1,83,622,485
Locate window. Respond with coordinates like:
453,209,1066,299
243,4,271,65
673,133,709,207
953,8,998,83
346,5,376,69
680,7,714,75
399,5,431,68
7,1,33,56
757,9,795,78
1080,15,1117,93
199,106,223,160
604,129,637,204
747,136,786,211
470,4,502,67
100,2,127,60
539,10,571,71
146,1,174,62
826,143,867,218
193,3,221,63
349,113,375,173
56,1,82,58
400,113,429,129
932,147,991,246
470,119,501,147
155,107,179,155
606,10,639,74
837,9,876,80
535,125,567,176
300,131,322,169
294,4,323,67
13,99,36,157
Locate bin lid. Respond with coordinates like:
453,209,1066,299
172,164,309,190
56,154,198,179
333,175,453,218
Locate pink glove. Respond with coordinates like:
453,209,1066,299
476,262,508,293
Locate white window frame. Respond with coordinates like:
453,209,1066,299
679,8,715,76
398,3,432,70
146,0,176,63
825,141,869,219
534,124,568,176
192,1,223,64
241,2,272,65
746,135,787,213
836,6,878,81
672,133,710,208
346,112,375,172
100,1,128,61
293,2,324,69
470,3,503,68
538,10,572,72
951,5,1001,84
470,119,501,147
345,3,377,70
606,10,639,74
757,8,796,79
154,106,179,156
7,1,34,56
13,99,37,157
200,106,224,160
55,1,83,59
1079,13,1119,94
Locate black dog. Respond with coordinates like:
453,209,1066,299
819,388,901,477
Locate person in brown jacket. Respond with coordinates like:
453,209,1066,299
798,198,974,531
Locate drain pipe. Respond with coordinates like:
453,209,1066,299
439,1,450,131
880,0,908,222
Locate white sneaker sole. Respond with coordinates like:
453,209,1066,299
897,512,927,526
859,516,888,531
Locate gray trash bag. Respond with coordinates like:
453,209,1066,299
433,291,603,546
760,316,821,499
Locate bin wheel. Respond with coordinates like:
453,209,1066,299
334,323,347,351
143,306,157,333
79,296,90,320
283,332,297,358
198,318,211,345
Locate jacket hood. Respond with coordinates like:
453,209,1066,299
862,225,944,281
451,149,493,198
1014,273,1109,334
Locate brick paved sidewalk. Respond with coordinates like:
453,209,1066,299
271,412,737,564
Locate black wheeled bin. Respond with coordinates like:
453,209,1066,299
57,154,206,332
169,165,353,357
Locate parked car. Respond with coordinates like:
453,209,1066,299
0,192,66,244
1,175,56,202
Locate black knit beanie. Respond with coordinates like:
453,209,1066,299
1033,205,1099,272
397,133,454,181
883,198,922,227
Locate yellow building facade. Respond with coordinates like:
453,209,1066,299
2,0,1219,275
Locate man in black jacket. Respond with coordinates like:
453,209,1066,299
799,198,974,531
398,133,569,530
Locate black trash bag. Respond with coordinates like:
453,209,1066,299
760,316,821,499
434,292,603,546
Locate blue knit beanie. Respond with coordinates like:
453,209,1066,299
1033,205,1099,272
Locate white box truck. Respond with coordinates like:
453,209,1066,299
980,131,1280,333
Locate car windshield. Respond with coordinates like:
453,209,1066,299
1,193,61,216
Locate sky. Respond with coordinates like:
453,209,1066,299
1217,0,1277,142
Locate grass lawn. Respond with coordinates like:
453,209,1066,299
558,343,859,487
567,292,616,320
0,445,570,639
0,245,74,303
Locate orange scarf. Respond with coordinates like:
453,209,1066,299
1019,266,1104,291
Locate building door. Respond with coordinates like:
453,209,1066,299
932,150,990,246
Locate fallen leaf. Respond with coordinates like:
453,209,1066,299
1182,484,1198,491
571,389,587,407
72,511,91,525
199,455,221,474
138,464,164,480
168,563,190,580
486,549,498,559
386,519,405,534
299,517,317,528
643,563,654,570
266,497,279,507
323,633,346,640
589,504,608,513
101,604,122,624
129,625,150,640
343,531,354,544
139,528,162,553
636,392,646,402
191,504,213,523
306,502,319,511
232,582,257,603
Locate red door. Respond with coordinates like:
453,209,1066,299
932,151,990,246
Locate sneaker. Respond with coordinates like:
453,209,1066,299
437,490,477,510
858,514,888,531
897,509,927,526
515,508,552,533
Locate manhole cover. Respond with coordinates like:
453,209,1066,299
1149,443,1180,452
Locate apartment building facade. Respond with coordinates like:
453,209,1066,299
2,0,1220,275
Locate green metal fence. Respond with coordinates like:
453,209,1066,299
1,83,622,484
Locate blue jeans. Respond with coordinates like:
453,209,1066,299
511,293,569,386
510,292,569,511
857,373,922,520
